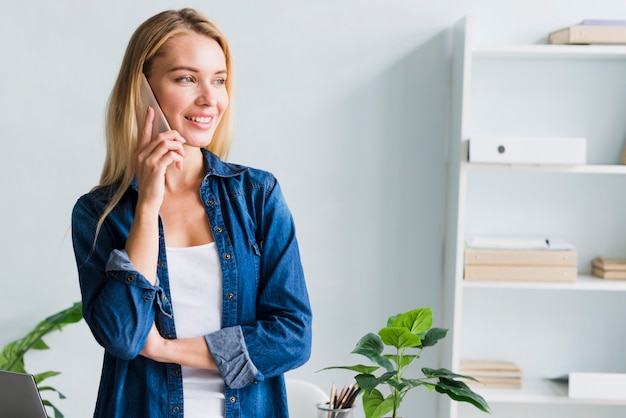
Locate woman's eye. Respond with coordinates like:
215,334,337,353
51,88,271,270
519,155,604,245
212,78,226,86
177,76,194,83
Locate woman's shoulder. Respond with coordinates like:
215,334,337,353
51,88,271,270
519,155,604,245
73,182,132,214
206,151,278,188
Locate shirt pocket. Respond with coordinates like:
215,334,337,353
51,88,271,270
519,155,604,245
249,239,262,288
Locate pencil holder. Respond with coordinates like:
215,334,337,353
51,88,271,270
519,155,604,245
315,402,355,418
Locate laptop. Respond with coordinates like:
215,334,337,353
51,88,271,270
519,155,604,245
0,370,48,418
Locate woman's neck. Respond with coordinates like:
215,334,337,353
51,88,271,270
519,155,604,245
164,147,205,192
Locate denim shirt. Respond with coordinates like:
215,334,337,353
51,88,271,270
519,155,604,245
71,149,312,418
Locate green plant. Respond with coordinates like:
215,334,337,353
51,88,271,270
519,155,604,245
0,302,83,418
320,307,490,418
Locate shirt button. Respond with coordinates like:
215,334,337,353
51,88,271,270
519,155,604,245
208,199,215,205
172,369,180,376
224,254,231,260
172,406,180,413
215,227,223,233
227,293,234,300
157,262,164,268
229,396,236,403
162,295,167,302
127,275,134,282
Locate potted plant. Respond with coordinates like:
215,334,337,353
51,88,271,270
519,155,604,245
0,302,83,418
320,307,490,418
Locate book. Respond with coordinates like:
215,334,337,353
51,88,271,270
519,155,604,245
460,360,522,378
591,257,626,271
465,248,577,266
549,24,626,45
464,265,577,282
460,360,522,389
592,267,626,280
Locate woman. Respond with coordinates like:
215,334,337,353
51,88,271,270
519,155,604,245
71,8,312,418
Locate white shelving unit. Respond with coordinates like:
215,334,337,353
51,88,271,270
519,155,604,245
441,18,626,418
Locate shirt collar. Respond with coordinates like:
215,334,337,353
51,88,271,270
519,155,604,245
131,148,248,191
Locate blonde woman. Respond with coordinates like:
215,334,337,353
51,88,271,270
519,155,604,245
71,8,311,418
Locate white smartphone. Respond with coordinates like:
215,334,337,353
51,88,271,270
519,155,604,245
139,74,170,139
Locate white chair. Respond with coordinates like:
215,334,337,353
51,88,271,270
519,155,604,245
286,378,329,418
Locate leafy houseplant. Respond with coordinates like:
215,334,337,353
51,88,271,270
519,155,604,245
0,302,83,418
321,307,490,418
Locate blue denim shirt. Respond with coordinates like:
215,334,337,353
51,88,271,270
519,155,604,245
71,149,312,418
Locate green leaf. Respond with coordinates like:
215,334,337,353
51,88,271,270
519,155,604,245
318,364,380,374
351,333,394,372
378,327,422,349
435,377,491,413
421,327,448,347
388,307,433,335
362,388,395,418
422,367,479,382
30,339,50,351
33,371,61,385
355,371,395,393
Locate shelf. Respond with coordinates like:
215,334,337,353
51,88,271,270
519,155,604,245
473,44,626,60
462,274,626,291
464,162,626,175
476,379,626,405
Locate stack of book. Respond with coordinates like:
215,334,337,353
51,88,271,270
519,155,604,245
591,257,626,280
549,19,626,45
464,236,577,282
460,360,522,389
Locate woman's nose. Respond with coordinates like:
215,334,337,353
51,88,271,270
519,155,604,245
195,82,217,106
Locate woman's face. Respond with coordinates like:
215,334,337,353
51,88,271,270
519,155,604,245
147,32,228,149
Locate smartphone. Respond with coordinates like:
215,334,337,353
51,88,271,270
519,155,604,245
139,74,170,139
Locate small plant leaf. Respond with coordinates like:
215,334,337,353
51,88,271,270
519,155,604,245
30,339,50,351
362,388,394,418
421,327,448,347
355,371,396,393
379,327,422,349
318,364,380,374
352,333,394,372
33,371,62,385
388,307,433,335
422,367,479,382
435,377,491,413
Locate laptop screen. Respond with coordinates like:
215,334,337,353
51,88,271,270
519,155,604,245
0,370,48,418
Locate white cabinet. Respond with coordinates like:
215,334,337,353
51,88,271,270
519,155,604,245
441,17,626,418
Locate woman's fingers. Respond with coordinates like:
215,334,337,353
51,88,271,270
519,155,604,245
141,106,156,148
140,136,185,174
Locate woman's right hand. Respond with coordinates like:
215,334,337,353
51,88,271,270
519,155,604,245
134,106,186,210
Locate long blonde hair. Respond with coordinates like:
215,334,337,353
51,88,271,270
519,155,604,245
95,8,234,232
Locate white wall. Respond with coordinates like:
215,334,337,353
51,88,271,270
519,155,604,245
1,1,625,417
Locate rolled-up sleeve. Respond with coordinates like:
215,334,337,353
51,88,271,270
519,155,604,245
205,326,261,388
72,195,164,360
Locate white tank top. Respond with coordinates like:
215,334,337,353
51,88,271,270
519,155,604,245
166,242,225,418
